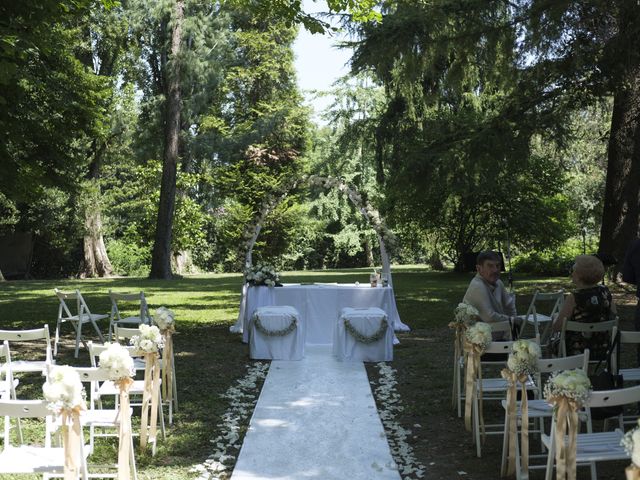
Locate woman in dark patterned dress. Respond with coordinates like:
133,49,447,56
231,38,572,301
552,255,617,360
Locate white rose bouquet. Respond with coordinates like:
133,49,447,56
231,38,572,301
130,324,164,353
99,342,135,381
244,263,280,287
154,306,175,332
451,302,480,328
544,369,591,405
507,339,541,377
622,419,640,470
43,365,85,412
465,321,492,351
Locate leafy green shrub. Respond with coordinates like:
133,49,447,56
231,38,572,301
512,238,597,276
107,239,150,277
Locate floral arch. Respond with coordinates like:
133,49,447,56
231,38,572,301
240,174,396,288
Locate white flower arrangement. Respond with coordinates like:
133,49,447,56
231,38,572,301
507,339,541,376
244,263,280,287
465,321,492,350
42,365,85,412
154,306,176,331
622,419,640,468
99,342,135,381
452,302,480,327
544,369,592,405
130,324,164,353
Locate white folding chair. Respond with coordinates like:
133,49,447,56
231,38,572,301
500,350,590,480
114,325,177,424
0,325,53,375
560,319,617,362
54,288,107,358
612,328,640,382
72,366,138,480
0,341,22,443
542,384,640,480
0,398,89,479
455,320,514,418
88,342,166,449
108,291,152,341
472,337,540,458
519,290,564,343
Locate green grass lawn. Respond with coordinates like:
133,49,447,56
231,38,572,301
0,266,637,479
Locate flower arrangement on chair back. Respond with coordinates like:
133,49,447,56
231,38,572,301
42,365,86,479
244,264,281,287
99,343,135,480
622,419,640,479
130,324,164,452
502,339,541,477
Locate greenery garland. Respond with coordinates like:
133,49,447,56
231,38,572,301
343,317,389,344
253,315,297,337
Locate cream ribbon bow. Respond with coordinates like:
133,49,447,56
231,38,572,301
140,352,161,454
500,368,530,477
61,406,84,480
548,395,582,480
449,322,466,409
115,377,134,480
463,340,485,438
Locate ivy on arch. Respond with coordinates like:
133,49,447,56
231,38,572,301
240,174,397,287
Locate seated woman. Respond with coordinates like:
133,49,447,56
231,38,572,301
552,254,617,360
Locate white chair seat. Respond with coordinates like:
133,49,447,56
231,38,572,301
249,306,304,360
97,379,146,397
333,307,393,362
501,398,553,418
480,377,536,393
620,368,640,382
542,430,626,462
10,359,51,374
524,313,554,324
0,444,90,473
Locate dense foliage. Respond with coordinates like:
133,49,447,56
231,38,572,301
0,1,635,279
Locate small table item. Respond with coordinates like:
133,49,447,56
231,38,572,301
249,306,304,360
333,307,393,362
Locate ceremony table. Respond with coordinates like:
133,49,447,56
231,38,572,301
234,283,409,345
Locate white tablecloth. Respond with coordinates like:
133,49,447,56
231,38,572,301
237,284,408,345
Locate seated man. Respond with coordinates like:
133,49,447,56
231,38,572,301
463,250,518,339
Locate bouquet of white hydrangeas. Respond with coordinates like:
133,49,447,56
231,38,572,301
43,365,85,412
130,324,164,353
154,306,175,332
507,339,541,376
465,321,492,350
99,342,135,381
244,264,280,287
452,302,480,327
544,369,591,405
622,419,640,469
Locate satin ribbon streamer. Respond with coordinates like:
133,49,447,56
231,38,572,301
500,369,530,477
450,324,466,409
116,377,134,480
140,352,160,453
61,406,84,480
161,329,175,407
463,340,484,438
627,466,640,480
549,396,581,480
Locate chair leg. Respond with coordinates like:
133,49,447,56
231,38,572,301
91,319,105,343
473,389,481,458
171,354,178,412
500,408,509,474
131,433,138,480
457,358,463,418
54,320,61,357
544,436,554,480
75,320,82,358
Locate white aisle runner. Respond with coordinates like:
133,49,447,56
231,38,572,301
231,345,401,480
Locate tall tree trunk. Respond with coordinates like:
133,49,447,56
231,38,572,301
150,0,184,279
0,268,4,282
83,207,113,277
598,67,640,279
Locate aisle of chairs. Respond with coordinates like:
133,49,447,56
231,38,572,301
0,288,178,479
451,289,640,480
